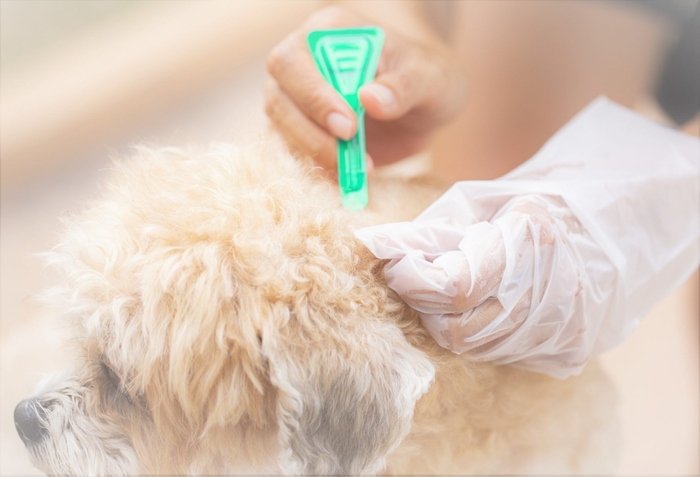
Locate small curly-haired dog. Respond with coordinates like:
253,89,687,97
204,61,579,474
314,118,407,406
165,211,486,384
15,142,619,475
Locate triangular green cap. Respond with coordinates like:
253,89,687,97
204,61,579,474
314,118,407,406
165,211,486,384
308,27,384,110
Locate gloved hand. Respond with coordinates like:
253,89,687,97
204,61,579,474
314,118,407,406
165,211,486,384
356,98,700,379
357,193,603,375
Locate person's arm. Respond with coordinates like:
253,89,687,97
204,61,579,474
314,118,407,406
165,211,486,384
357,98,700,379
430,0,675,181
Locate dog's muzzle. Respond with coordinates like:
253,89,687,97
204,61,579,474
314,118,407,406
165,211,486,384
14,398,48,446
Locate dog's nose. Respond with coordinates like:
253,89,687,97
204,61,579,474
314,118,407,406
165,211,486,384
14,398,48,446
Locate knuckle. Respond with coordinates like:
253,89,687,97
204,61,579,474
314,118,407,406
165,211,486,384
263,77,277,98
266,41,294,77
266,49,280,76
264,88,283,119
263,97,276,119
301,87,330,118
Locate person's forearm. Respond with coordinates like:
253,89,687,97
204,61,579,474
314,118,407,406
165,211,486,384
357,98,699,378
430,0,673,182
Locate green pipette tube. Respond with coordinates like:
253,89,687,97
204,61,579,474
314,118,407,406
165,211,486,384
308,27,385,211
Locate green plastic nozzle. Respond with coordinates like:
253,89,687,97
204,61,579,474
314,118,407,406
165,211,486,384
308,27,385,211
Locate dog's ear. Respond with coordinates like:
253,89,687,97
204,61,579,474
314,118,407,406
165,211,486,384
264,313,435,475
133,242,273,440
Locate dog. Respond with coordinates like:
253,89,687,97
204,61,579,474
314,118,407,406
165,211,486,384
14,141,619,475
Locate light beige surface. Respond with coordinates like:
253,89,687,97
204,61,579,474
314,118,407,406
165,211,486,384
600,271,699,474
1,1,698,475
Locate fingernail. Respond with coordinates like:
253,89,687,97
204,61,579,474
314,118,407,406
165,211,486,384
364,84,396,111
326,112,353,140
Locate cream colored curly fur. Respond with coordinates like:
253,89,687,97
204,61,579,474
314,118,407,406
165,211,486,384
21,141,619,475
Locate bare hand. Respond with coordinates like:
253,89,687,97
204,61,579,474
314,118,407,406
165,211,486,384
265,6,465,172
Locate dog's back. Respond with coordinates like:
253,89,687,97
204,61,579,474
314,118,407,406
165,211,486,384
17,142,618,475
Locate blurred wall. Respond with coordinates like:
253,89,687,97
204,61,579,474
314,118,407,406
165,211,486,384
0,0,321,192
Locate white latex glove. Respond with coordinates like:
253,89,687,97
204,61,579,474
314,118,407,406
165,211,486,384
356,98,700,379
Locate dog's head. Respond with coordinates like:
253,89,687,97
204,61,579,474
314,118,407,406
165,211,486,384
16,143,434,475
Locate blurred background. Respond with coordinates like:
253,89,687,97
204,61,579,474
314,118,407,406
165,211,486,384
1,1,698,475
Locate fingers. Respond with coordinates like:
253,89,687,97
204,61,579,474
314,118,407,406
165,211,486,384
375,222,506,315
360,56,439,121
359,40,460,125
365,193,587,367
384,251,468,315
265,5,465,170
443,299,508,352
264,6,366,172
364,196,563,319
355,218,469,261
264,78,337,169
360,82,400,120
265,78,375,178
442,285,534,354
267,39,357,141
448,224,506,312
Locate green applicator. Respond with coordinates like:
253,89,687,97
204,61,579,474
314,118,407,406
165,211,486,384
308,27,385,211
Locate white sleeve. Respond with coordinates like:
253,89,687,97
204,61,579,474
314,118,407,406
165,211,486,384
413,97,700,357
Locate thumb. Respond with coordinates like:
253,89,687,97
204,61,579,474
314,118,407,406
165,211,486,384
359,52,445,121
